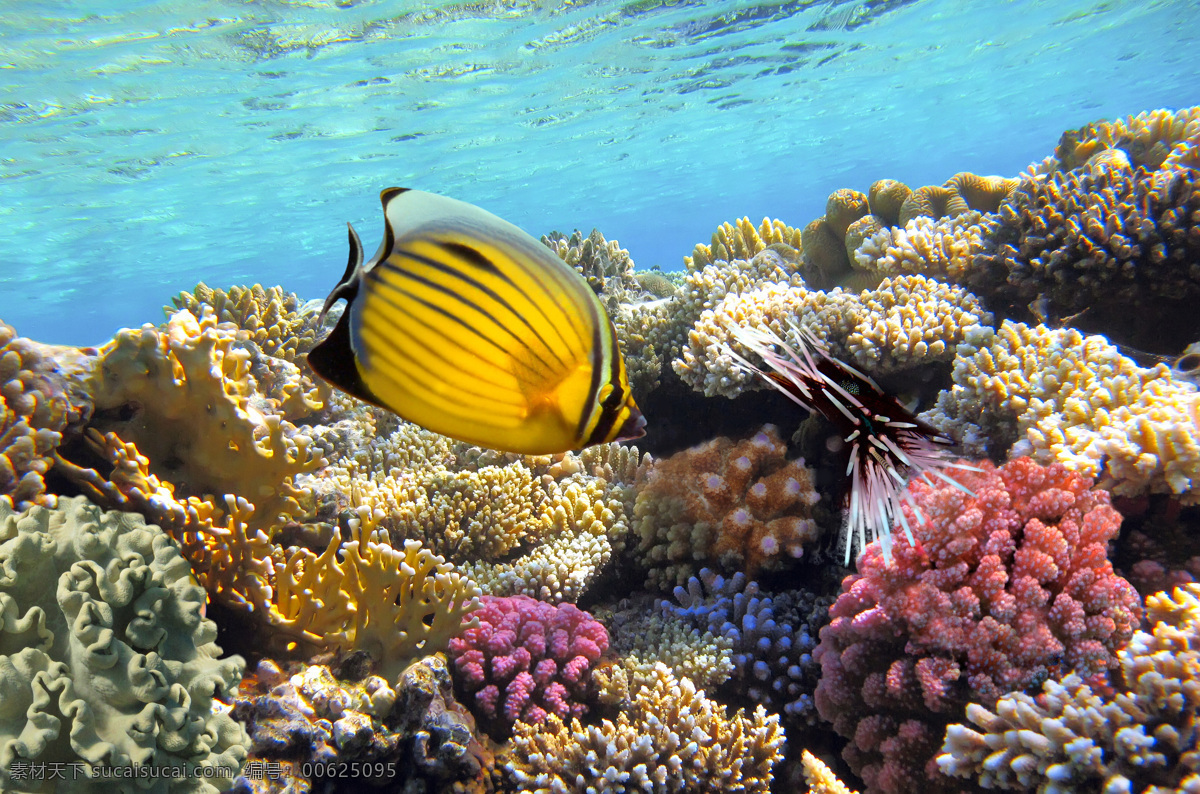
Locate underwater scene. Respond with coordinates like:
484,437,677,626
2,1,1200,793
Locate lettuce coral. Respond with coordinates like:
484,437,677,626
940,582,1200,791
0,496,247,792
814,457,1141,794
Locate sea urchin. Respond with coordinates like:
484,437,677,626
724,323,974,564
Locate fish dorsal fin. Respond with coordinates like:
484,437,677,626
320,223,365,321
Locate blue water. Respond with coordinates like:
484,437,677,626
1,0,1197,346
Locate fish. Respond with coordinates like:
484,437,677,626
306,188,647,455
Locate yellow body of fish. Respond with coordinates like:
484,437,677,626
307,188,646,455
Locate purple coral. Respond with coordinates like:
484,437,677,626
448,595,608,733
664,568,830,723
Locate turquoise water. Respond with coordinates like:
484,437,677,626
1,0,1197,346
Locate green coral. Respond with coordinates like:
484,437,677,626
0,496,247,792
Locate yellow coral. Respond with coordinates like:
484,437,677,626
850,211,991,282
802,750,860,794
825,188,870,238
506,663,785,794
926,321,1200,500
685,216,803,271
676,275,991,397
1055,107,1200,172
867,179,912,226
610,610,734,693
83,308,325,528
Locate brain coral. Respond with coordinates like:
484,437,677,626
0,496,247,792
940,582,1200,791
814,457,1141,794
448,595,608,736
634,425,821,587
1054,106,1200,172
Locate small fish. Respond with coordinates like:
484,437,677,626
307,188,646,455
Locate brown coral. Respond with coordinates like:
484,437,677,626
825,189,870,237
684,216,803,270
1055,106,1200,172
868,179,912,226
801,216,850,281
635,425,821,587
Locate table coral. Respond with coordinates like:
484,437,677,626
635,425,821,587
0,496,247,792
813,457,1141,794
676,274,991,398
924,320,1200,501
448,594,608,736
505,663,785,794
939,582,1200,791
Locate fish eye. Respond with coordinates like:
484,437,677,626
1174,353,1200,372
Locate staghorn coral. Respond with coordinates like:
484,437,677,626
448,595,608,735
635,425,820,587
973,163,1200,340
505,662,786,794
75,307,325,530
684,216,803,271
0,323,92,506
676,274,991,398
1054,106,1200,173
924,320,1200,501
939,582,1200,792
803,750,861,794
814,457,1141,794
0,497,247,792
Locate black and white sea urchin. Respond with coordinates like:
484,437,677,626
725,322,975,565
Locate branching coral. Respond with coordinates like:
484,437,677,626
1054,107,1200,172
975,163,1200,334
448,595,608,735
607,606,734,695
0,497,247,792
505,663,786,794
939,582,1200,791
684,216,803,271
635,426,821,587
664,569,831,723
814,457,1141,794
851,211,993,283
676,275,991,398
924,320,1200,501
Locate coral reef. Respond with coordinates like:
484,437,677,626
939,582,1200,791
448,594,608,735
677,274,991,398
925,320,1200,501
1054,107,1200,173
814,457,1141,794
231,654,490,792
685,216,803,272
635,425,821,587
0,497,247,792
664,569,831,724
0,323,92,506
802,750,860,794
505,662,786,794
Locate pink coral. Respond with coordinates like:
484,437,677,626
448,595,608,735
814,457,1142,794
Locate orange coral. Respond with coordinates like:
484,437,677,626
635,425,821,587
